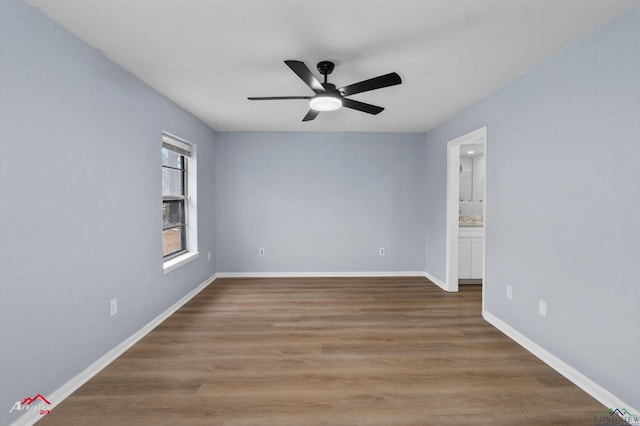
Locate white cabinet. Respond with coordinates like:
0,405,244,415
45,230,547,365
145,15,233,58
471,237,484,278
458,238,472,278
459,227,484,279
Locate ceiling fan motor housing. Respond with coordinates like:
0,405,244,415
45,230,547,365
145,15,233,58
317,61,335,76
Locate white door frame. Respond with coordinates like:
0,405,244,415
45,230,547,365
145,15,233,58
445,127,487,297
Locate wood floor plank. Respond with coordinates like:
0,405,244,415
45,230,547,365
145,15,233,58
39,278,607,425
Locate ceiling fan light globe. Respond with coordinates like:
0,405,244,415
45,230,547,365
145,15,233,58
309,95,342,112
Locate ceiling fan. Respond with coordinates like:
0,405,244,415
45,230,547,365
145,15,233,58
248,60,402,122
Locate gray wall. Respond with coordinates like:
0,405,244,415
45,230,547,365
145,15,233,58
215,132,427,273
424,5,640,408
0,1,216,424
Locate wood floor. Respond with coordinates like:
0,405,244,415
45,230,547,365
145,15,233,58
40,277,605,425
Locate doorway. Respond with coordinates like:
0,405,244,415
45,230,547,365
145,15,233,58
445,127,487,305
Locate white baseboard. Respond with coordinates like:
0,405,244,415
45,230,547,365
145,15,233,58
12,273,217,426
423,270,447,291
483,311,639,414
216,271,427,278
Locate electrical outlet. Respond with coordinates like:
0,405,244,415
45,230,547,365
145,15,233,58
506,285,513,300
110,298,118,317
538,300,547,317
208,252,211,261
379,248,386,256
259,248,265,256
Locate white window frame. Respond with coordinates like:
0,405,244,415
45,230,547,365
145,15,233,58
162,132,198,273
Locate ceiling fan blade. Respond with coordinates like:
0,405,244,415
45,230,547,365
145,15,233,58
248,96,311,100
342,98,384,115
285,60,325,93
339,72,402,96
302,109,319,121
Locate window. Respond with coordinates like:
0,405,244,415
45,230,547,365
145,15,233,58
162,133,198,272
162,146,187,257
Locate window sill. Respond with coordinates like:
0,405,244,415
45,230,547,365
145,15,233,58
163,251,199,274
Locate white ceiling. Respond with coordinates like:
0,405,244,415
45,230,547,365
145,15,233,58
461,143,485,155
26,0,638,132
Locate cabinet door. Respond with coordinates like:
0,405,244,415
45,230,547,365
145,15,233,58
458,237,471,279
471,237,484,279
